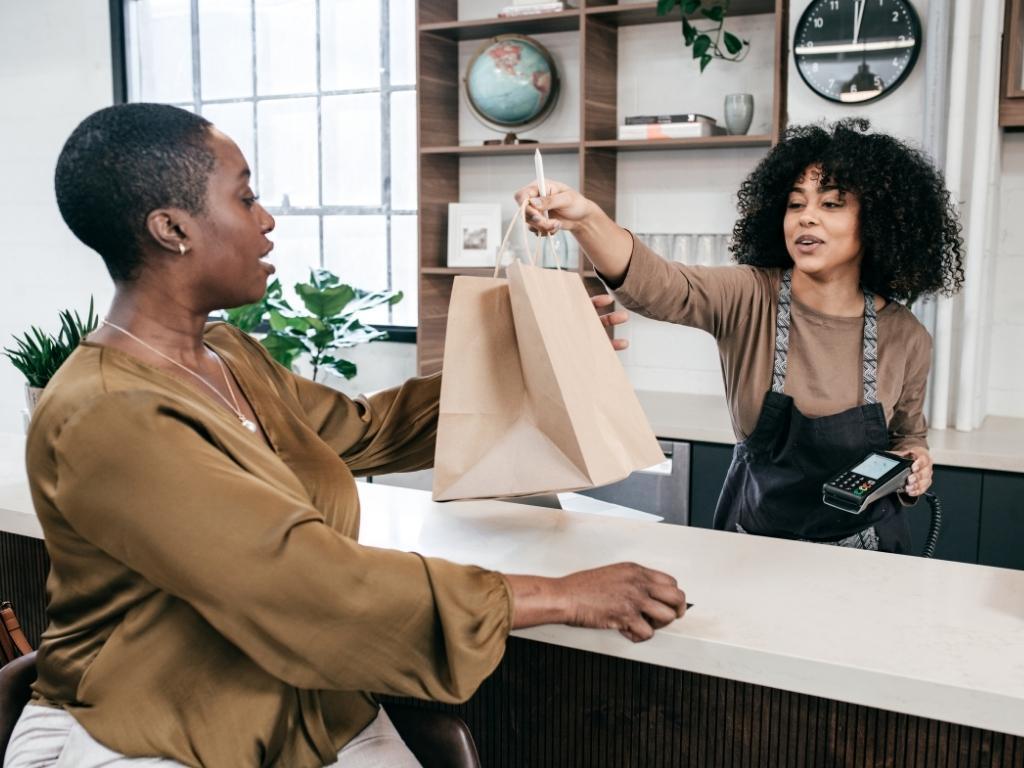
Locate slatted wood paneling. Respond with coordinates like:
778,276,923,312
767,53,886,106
385,637,1024,768
0,532,48,648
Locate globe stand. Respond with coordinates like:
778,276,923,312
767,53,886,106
483,133,538,146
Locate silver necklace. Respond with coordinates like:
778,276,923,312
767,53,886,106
101,320,259,433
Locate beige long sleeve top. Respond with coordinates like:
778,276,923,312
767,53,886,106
610,239,931,451
25,323,512,768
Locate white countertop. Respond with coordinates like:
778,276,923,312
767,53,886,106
4,432,1024,735
637,390,1024,474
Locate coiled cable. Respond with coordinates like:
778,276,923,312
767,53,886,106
921,492,942,558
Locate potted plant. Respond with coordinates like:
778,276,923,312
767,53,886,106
657,0,750,72
3,299,98,415
221,270,402,382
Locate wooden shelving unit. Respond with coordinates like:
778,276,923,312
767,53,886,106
416,0,789,374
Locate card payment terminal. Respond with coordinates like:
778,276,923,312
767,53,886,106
822,451,914,515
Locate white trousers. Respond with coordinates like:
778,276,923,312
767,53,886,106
3,704,420,768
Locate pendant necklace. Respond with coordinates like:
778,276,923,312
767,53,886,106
101,320,259,433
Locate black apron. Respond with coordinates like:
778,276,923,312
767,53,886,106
712,270,911,553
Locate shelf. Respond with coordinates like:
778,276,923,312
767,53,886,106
419,10,581,40
422,267,500,276
585,135,772,152
421,142,580,157
584,0,775,27
423,266,595,277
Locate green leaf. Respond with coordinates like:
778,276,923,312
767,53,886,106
700,53,713,71
260,333,306,371
682,18,697,45
693,34,711,58
268,308,311,333
656,0,679,15
682,0,701,13
701,5,724,21
321,356,358,380
222,300,266,333
295,282,356,318
310,268,341,289
723,30,743,54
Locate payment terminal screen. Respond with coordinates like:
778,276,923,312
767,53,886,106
851,454,899,480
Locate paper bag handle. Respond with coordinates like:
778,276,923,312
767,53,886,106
493,198,564,278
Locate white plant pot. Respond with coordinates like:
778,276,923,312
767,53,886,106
25,384,44,415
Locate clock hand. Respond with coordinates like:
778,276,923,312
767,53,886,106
795,38,914,56
853,0,865,45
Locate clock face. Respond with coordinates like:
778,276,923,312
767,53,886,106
794,0,921,104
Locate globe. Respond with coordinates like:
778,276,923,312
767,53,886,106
464,35,559,133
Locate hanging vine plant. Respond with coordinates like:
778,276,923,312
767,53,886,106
657,0,751,72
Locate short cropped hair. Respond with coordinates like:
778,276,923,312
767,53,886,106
54,103,215,281
731,119,965,303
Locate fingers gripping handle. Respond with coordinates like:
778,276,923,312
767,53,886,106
492,197,563,278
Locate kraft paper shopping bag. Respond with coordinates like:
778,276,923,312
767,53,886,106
432,201,663,501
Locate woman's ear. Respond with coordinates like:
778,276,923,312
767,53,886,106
145,208,192,255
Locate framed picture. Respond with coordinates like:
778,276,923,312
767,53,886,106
1002,0,1024,126
447,203,502,267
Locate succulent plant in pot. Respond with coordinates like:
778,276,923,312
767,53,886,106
3,299,98,415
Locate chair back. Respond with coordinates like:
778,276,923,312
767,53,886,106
386,703,481,768
0,651,37,761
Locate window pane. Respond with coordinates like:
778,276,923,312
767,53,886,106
323,216,389,325
202,102,255,181
255,0,316,96
268,215,320,307
390,91,417,211
126,0,193,103
322,94,381,207
390,215,418,326
257,98,319,207
321,0,381,91
199,0,253,99
389,0,416,86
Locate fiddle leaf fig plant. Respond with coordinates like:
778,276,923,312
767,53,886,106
657,0,750,72
221,270,402,381
3,298,98,388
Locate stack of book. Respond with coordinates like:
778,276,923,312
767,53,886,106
617,114,726,140
498,2,572,17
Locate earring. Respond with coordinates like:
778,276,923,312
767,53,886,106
178,243,187,256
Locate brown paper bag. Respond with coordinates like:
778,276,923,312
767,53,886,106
433,202,664,501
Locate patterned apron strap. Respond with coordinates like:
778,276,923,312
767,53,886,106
772,269,880,404
771,271,794,394
861,288,879,405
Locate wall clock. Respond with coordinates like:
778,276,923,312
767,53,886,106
794,0,922,104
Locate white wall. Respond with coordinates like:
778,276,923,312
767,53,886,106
0,1,115,433
991,134,1024,418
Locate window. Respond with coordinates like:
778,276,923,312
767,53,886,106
119,0,418,328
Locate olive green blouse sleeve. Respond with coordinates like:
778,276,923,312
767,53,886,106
601,235,770,341
52,392,510,702
221,325,440,476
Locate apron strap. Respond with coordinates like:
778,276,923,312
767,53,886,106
772,270,879,405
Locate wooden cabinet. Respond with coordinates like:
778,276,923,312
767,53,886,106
979,471,1024,570
415,0,790,374
1002,0,1024,126
908,466,982,564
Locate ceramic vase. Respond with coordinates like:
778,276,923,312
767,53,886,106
724,93,754,136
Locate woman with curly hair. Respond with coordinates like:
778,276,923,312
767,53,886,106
516,119,964,552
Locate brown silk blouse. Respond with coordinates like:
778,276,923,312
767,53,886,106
24,322,512,767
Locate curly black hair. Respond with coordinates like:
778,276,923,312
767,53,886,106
55,104,215,282
731,119,964,303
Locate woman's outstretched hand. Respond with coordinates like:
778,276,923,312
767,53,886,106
513,179,633,283
506,563,687,643
514,178,595,235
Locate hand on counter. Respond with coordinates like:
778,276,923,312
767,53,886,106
893,447,934,497
506,563,687,643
